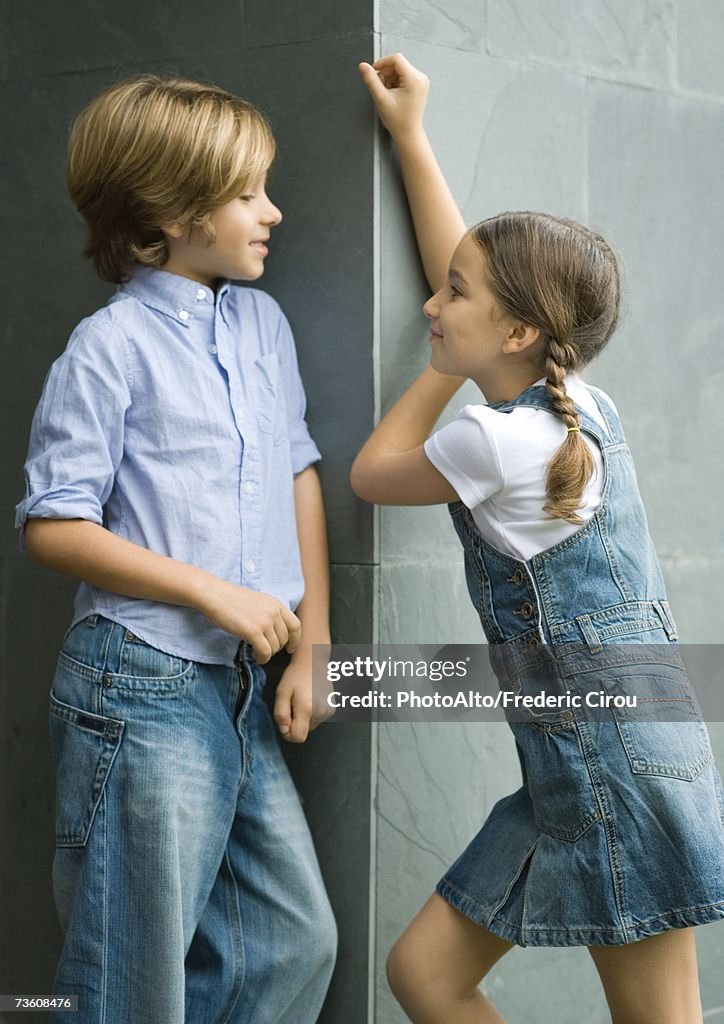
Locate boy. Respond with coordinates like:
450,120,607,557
15,74,336,1023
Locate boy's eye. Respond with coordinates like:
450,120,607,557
449,284,462,297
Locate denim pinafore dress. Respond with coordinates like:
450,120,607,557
436,383,724,947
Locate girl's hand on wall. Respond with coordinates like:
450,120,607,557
359,53,429,141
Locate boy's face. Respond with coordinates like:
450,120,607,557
161,176,282,287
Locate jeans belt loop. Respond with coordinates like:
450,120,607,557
653,600,678,641
578,613,603,653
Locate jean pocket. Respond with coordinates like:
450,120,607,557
49,693,124,848
510,718,601,843
116,631,196,690
600,668,713,781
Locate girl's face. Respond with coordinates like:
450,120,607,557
423,233,541,393
161,176,282,288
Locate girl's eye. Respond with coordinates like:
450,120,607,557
239,194,255,202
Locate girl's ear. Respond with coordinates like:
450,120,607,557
501,321,541,355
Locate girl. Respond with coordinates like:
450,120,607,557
354,53,724,1024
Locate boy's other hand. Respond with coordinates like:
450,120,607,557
358,53,429,141
274,648,335,743
196,578,301,664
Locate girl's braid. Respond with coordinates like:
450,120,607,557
543,337,595,525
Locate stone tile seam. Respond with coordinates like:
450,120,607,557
5,30,379,80
8,52,724,110
374,32,724,107
496,53,724,106
659,553,724,563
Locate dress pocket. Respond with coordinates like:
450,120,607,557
49,693,124,848
600,667,712,781
509,718,601,843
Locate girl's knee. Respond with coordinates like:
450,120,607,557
386,934,415,1004
386,926,438,1005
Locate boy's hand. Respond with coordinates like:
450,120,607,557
358,53,429,141
274,646,336,743
196,578,301,664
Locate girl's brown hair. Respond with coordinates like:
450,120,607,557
471,212,621,525
67,75,275,283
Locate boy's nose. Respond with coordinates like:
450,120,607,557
266,201,283,226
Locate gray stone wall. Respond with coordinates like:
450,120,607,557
3,3,724,1023
375,3,724,1021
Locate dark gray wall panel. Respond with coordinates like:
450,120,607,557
2,7,376,1023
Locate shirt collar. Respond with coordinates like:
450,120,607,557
119,265,229,327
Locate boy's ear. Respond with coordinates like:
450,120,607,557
159,222,186,240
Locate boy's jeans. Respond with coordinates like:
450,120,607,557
48,615,337,1024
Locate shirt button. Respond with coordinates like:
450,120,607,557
179,310,189,321
196,288,207,301
245,560,256,573
209,345,217,354
244,482,254,494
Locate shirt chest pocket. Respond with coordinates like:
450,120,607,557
250,352,286,444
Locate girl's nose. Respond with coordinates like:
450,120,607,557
423,290,440,320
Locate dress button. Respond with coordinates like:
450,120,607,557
528,636,540,646
125,630,136,641
196,288,207,301
209,345,217,354
508,568,524,584
515,603,534,618
246,560,256,573
178,309,189,321
244,482,254,494
563,711,574,721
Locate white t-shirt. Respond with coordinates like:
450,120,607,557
424,375,617,562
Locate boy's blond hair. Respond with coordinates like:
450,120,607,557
67,75,275,283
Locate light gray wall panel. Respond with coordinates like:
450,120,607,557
374,8,724,1022
677,0,724,97
379,0,485,52
586,77,724,624
488,0,676,87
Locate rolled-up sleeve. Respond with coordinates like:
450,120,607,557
14,314,131,549
274,308,322,475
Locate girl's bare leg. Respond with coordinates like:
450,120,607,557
588,927,703,1024
386,893,515,1023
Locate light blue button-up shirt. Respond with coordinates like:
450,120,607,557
15,267,321,665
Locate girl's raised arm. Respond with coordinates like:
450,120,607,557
359,53,466,293
351,53,466,506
